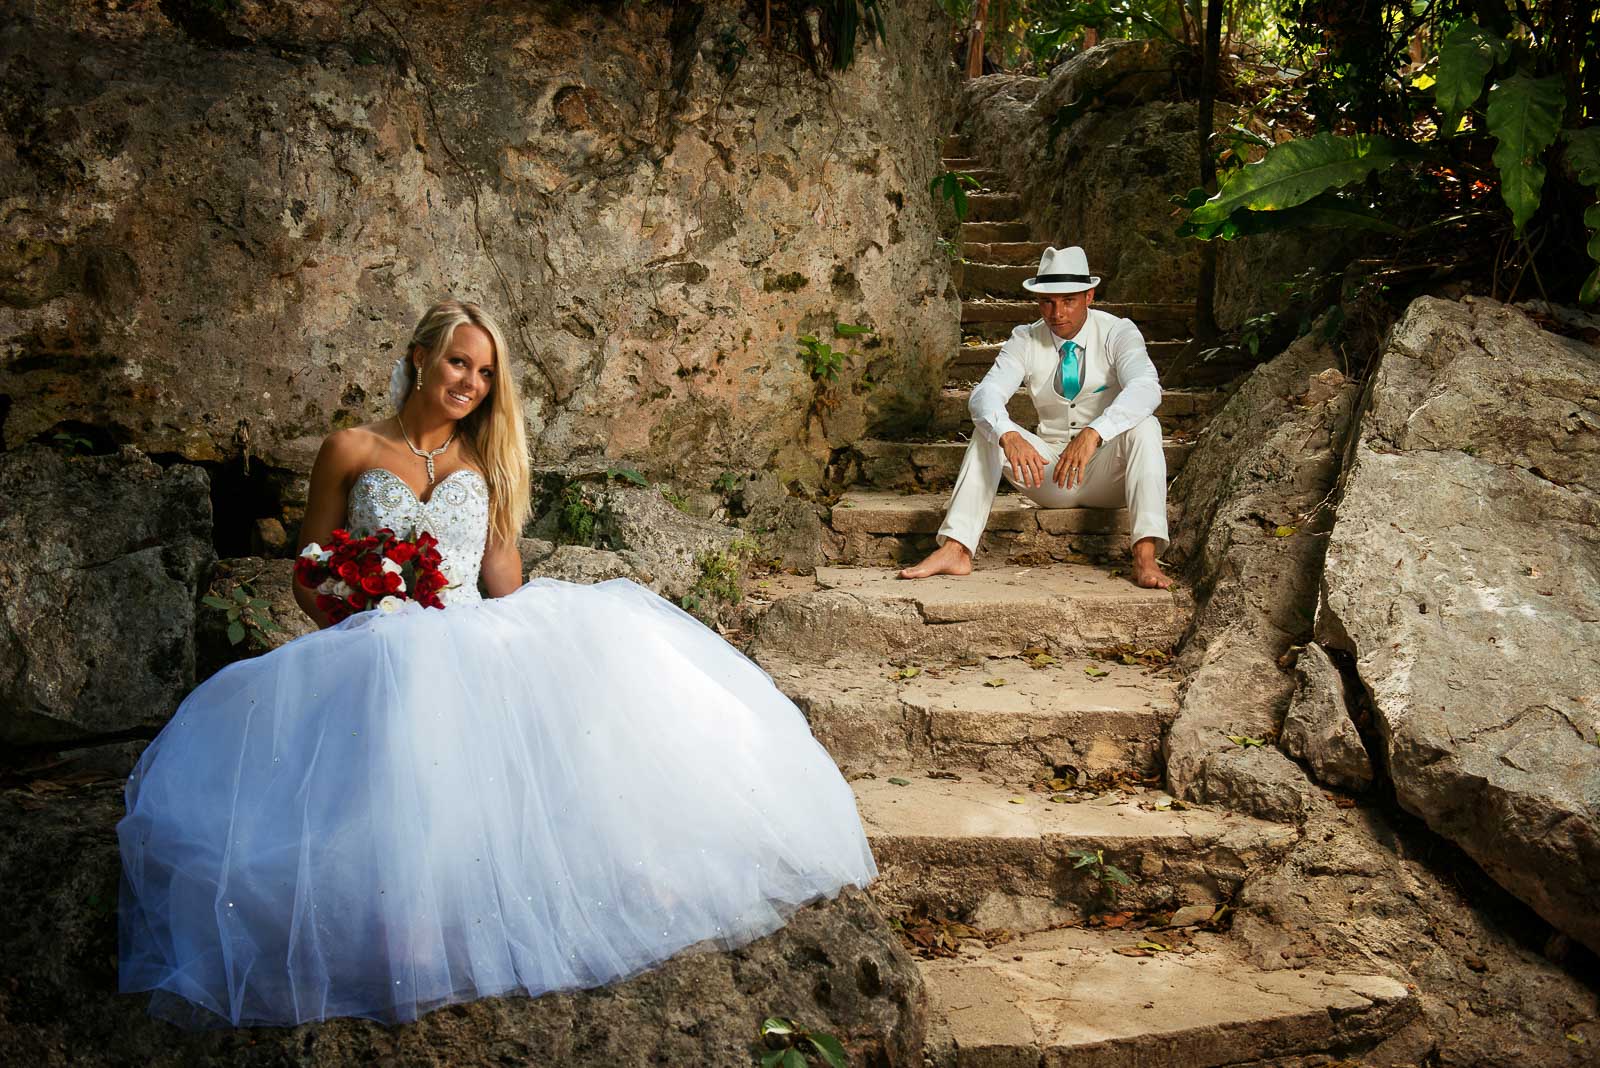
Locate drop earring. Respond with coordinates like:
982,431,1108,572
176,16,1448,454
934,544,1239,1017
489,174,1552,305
415,362,424,390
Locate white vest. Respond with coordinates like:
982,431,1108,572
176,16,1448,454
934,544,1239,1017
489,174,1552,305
1014,308,1126,444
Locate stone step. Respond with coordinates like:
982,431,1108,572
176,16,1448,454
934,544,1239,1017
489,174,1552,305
823,491,1142,567
943,156,981,169
922,927,1416,1068
930,386,1222,437
948,339,1190,382
850,438,1193,493
750,562,1188,662
957,262,1034,297
964,193,1024,223
769,653,1176,778
962,221,1030,243
855,776,1295,931
942,134,965,157
961,241,1050,266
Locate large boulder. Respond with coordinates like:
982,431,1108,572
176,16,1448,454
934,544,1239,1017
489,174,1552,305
0,445,214,748
0,783,925,1066
0,0,957,490
1317,296,1600,955
1162,330,1360,821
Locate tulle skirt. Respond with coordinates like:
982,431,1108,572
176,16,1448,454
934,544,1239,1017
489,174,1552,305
118,578,876,1027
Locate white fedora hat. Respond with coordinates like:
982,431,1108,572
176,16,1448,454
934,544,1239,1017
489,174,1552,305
1022,246,1100,295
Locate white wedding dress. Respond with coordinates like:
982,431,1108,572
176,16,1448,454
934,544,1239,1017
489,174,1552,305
118,467,876,1027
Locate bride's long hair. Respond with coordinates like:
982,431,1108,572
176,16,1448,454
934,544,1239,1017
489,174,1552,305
399,299,530,546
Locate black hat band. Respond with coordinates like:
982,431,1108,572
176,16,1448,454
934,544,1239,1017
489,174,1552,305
1032,273,1094,283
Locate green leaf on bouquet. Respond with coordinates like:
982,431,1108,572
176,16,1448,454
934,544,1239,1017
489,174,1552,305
201,595,232,611
226,620,246,645
806,1033,850,1068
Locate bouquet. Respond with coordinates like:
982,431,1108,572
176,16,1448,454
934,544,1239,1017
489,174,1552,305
294,528,449,623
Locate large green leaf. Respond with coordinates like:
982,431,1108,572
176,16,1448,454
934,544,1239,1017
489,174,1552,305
1188,133,1406,227
1582,202,1600,305
1434,24,1505,134
1565,127,1600,189
1181,190,1402,240
1485,74,1565,237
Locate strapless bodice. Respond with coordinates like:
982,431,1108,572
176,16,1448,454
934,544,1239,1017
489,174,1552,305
347,468,488,605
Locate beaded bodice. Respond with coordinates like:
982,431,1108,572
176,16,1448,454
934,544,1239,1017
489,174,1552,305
347,468,489,605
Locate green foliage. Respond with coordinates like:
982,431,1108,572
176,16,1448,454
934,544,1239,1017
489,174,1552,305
607,465,648,487
757,1016,848,1068
797,335,847,382
202,582,284,649
928,170,981,222
681,537,760,622
556,483,603,546
1434,23,1507,134
712,470,743,496
1185,133,1410,231
660,486,692,512
1066,847,1135,908
50,431,95,454
752,0,886,74
1485,73,1566,237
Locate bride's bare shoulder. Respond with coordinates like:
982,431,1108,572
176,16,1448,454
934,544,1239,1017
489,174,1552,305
314,422,392,479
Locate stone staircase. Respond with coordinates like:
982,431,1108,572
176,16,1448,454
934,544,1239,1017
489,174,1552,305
739,132,1416,1066
830,134,1227,569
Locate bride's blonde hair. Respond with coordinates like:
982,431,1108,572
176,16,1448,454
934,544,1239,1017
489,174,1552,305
401,299,530,546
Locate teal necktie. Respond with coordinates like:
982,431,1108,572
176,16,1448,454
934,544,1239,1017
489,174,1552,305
1058,340,1081,399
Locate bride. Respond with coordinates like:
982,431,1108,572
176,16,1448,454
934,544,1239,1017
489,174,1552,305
118,299,877,1028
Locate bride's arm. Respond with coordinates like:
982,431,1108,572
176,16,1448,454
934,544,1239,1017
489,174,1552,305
480,537,522,598
293,430,363,627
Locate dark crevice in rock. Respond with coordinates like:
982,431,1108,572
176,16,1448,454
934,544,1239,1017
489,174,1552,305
149,453,296,559
0,393,11,451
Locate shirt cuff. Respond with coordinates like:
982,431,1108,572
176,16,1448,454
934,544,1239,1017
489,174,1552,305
980,412,1023,444
1085,415,1122,443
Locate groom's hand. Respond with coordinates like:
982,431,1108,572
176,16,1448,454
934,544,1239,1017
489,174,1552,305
1000,431,1048,488
1054,428,1101,489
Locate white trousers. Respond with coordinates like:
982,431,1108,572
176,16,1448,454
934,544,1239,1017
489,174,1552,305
937,416,1170,556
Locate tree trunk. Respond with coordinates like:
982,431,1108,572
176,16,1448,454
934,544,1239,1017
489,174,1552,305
1194,0,1224,345
967,0,991,79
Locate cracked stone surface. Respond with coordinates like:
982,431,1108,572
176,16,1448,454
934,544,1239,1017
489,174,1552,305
1317,296,1600,956
1280,642,1373,792
769,653,1176,777
0,445,214,749
922,926,1417,1068
855,775,1296,931
751,563,1189,661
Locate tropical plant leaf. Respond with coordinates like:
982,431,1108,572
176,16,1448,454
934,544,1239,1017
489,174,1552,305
226,620,246,645
1565,127,1600,189
1485,74,1565,237
201,595,232,611
806,1033,849,1068
1434,23,1505,134
1188,133,1407,227
761,1017,797,1036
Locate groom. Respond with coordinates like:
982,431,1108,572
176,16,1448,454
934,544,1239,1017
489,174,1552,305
901,246,1173,589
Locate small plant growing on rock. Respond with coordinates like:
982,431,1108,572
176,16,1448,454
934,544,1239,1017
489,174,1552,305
756,1016,848,1068
557,483,604,546
797,335,848,382
712,470,742,496
1067,848,1135,910
682,536,760,623
203,581,284,648
928,170,981,221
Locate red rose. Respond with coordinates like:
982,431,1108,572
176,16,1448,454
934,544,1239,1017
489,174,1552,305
337,561,360,584
383,571,403,593
329,529,351,546
386,542,418,565
360,573,387,595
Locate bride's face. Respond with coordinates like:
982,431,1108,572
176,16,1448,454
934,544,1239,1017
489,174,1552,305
419,324,495,419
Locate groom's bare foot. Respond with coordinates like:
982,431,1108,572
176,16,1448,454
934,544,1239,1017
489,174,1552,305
899,541,973,579
1130,539,1173,589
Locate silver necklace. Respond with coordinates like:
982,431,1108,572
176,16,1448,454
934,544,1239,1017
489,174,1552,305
398,420,455,486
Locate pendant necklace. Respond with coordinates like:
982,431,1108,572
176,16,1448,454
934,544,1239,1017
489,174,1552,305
398,419,454,486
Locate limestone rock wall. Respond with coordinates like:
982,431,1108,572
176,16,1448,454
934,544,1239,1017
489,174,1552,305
1,0,959,489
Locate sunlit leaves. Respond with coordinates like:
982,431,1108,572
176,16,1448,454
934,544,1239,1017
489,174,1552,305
1186,133,1407,229
1434,23,1507,135
1485,74,1565,237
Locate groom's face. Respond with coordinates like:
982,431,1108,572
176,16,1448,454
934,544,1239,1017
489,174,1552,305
1037,290,1095,340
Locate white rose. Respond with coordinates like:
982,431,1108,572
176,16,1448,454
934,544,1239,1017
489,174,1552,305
332,580,353,598
381,557,402,575
377,596,404,614
299,542,331,563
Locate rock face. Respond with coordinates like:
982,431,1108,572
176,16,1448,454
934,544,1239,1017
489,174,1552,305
1281,642,1373,792
1317,296,1600,955
0,784,926,1067
0,0,958,487
0,446,214,748
1161,331,1359,821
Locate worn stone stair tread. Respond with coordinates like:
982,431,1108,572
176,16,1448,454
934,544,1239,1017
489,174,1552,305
923,927,1415,1068
942,134,966,156
852,438,1193,490
812,562,1177,618
963,193,1024,222
768,653,1176,777
960,241,1052,266
961,221,1031,243
831,490,1129,535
